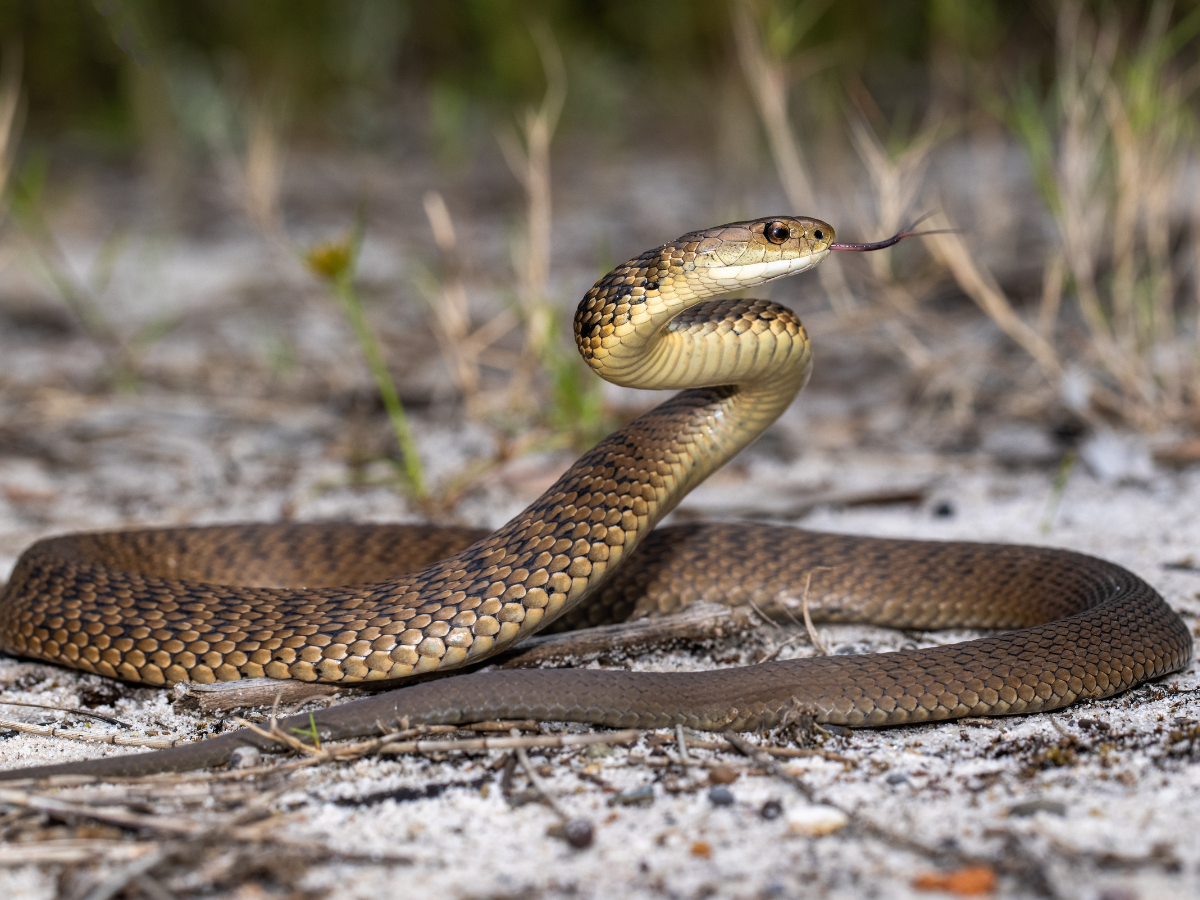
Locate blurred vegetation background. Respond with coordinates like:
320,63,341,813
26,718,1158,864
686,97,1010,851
0,1,1113,154
1,0,1199,501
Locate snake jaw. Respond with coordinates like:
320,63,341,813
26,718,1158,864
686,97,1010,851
701,253,828,290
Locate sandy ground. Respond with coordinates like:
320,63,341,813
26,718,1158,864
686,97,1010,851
0,378,1198,899
0,154,1198,899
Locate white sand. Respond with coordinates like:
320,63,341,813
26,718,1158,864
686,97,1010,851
1,391,1197,899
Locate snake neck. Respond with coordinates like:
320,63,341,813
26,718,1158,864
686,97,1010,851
529,224,821,638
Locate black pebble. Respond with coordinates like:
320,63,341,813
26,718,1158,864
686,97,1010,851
933,500,955,518
564,818,595,848
760,799,783,819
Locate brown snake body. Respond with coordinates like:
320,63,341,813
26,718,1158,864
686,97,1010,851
0,217,1190,779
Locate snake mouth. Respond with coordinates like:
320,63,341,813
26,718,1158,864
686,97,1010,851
830,213,955,252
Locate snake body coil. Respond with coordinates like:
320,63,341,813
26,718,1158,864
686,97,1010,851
0,216,1190,779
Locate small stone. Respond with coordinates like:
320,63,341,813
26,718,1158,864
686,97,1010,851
707,786,734,807
886,772,909,785
228,746,261,769
912,865,996,895
508,789,541,808
760,799,783,820
932,500,955,518
708,765,739,785
558,818,594,849
786,804,848,836
585,742,613,759
1008,799,1066,818
609,784,654,807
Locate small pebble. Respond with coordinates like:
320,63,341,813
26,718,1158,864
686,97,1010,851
1008,799,1066,818
508,788,542,808
786,805,848,836
228,746,261,769
609,784,654,807
912,865,996,895
933,500,955,518
563,818,594,849
585,742,613,759
707,786,734,807
886,772,909,785
760,799,783,820
708,765,739,785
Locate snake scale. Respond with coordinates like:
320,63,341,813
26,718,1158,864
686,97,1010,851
0,216,1190,779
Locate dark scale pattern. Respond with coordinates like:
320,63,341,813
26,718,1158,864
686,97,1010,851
0,215,1191,780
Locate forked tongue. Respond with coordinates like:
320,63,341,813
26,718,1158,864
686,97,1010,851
830,212,954,252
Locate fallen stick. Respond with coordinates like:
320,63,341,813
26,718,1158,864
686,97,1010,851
498,604,758,668
0,717,191,749
172,677,338,713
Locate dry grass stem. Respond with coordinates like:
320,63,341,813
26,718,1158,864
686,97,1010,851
1021,0,1200,424
799,571,829,656
0,42,22,198
498,22,566,391
242,100,284,236
732,0,855,315
420,190,517,413
924,221,1062,380
1,49,133,383
0,700,129,727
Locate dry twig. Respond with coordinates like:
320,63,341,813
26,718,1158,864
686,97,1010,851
0,717,187,749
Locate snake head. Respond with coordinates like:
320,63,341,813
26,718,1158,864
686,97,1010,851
685,216,836,289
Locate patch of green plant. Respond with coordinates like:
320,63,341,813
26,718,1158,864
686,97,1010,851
537,306,612,451
7,155,140,390
304,216,428,500
289,712,322,750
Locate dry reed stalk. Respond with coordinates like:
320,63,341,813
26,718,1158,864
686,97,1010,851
845,108,941,269
1038,0,1197,423
420,190,517,415
498,22,566,404
732,0,855,315
1037,250,1066,340
0,47,137,383
243,100,284,237
0,42,21,198
841,100,948,370
924,221,1062,381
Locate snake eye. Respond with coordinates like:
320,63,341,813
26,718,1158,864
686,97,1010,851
813,229,824,240
765,221,791,244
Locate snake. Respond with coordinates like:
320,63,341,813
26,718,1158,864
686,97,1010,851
0,216,1190,780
